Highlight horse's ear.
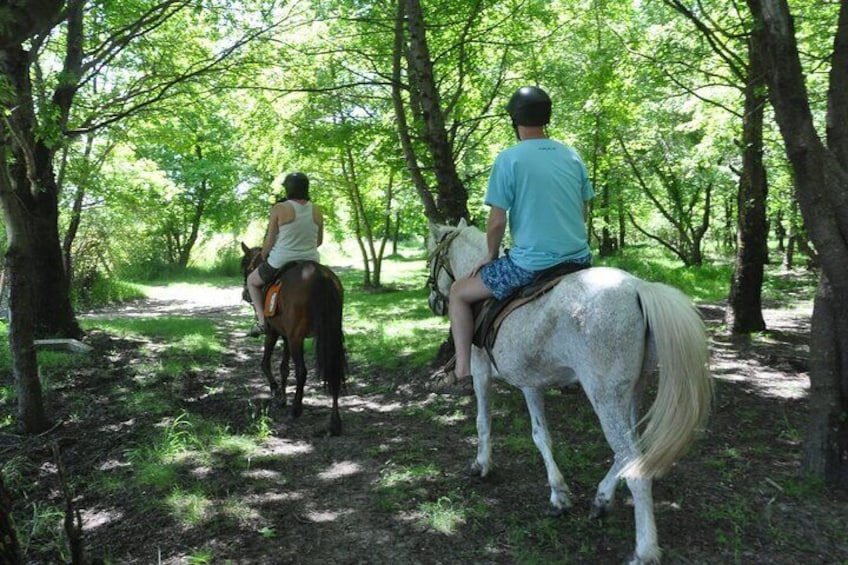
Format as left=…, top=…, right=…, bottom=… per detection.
left=427, top=222, right=440, bottom=249
left=241, top=241, right=250, bottom=254
left=457, top=217, right=467, bottom=229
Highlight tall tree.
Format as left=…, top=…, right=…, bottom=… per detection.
left=0, top=0, right=279, bottom=432
left=392, top=0, right=513, bottom=225
left=661, top=0, right=769, bottom=333
left=745, top=0, right=848, bottom=487
left=130, top=98, right=247, bottom=268
left=0, top=0, right=66, bottom=432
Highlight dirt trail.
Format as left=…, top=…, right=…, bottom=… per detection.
left=21, top=286, right=848, bottom=564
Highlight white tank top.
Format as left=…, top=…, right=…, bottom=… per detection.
left=266, top=201, right=320, bottom=268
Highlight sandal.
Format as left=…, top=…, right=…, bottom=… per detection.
left=433, top=372, right=474, bottom=396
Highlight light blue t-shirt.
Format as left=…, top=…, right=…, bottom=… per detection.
left=484, top=138, right=594, bottom=271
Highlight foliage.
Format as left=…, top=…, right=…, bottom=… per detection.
left=24, top=0, right=831, bottom=295
left=70, top=272, right=145, bottom=310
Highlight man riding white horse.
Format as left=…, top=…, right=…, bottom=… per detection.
left=439, top=85, right=594, bottom=395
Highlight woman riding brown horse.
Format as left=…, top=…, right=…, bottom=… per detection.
left=241, top=244, right=346, bottom=436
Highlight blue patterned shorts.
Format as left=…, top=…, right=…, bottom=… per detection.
left=480, top=255, right=536, bottom=300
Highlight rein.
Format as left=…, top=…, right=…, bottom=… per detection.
left=426, top=229, right=462, bottom=314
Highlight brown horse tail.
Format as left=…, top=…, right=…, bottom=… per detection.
left=311, top=270, right=346, bottom=395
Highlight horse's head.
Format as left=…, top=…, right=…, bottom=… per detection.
left=240, top=242, right=263, bottom=303
left=425, top=219, right=479, bottom=316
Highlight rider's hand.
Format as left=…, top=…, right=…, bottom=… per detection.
left=469, top=253, right=495, bottom=277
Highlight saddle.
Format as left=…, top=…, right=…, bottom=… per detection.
left=262, top=261, right=302, bottom=316
left=471, top=260, right=590, bottom=367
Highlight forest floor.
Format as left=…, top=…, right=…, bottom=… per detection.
left=3, top=279, right=848, bottom=564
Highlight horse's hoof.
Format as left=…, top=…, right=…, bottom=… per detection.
left=465, top=462, right=487, bottom=478
left=546, top=505, right=569, bottom=518
left=625, top=552, right=660, bottom=565
left=589, top=502, right=609, bottom=521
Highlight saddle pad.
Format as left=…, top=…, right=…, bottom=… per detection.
left=472, top=262, right=590, bottom=367
left=264, top=281, right=282, bottom=317
left=261, top=260, right=303, bottom=317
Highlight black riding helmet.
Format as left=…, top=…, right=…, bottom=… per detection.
left=283, top=172, right=310, bottom=200
left=506, top=86, right=552, bottom=127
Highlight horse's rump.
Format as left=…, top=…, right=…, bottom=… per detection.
left=484, top=267, right=647, bottom=386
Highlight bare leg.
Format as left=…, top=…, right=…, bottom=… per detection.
left=448, top=275, right=493, bottom=378
left=247, top=268, right=266, bottom=326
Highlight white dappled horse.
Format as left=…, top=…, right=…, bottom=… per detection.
left=427, top=221, right=713, bottom=564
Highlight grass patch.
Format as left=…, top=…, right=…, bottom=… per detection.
left=339, top=256, right=449, bottom=371
left=595, top=245, right=731, bottom=301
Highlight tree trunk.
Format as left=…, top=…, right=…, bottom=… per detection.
left=599, top=183, right=616, bottom=256
left=727, top=24, right=768, bottom=333
left=0, top=475, right=22, bottom=564
left=391, top=0, right=440, bottom=223
left=801, top=275, right=848, bottom=488
left=747, top=0, right=848, bottom=486
left=0, top=162, right=48, bottom=433
left=1, top=41, right=82, bottom=341
left=403, top=0, right=468, bottom=224
left=31, top=184, right=82, bottom=339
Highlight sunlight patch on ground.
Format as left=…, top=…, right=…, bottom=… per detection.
left=243, top=468, right=283, bottom=481
left=98, top=458, right=130, bottom=471
left=98, top=418, right=136, bottom=433
left=81, top=507, right=124, bottom=530
left=305, top=508, right=353, bottom=523
left=318, top=460, right=361, bottom=481
left=711, top=350, right=808, bottom=400
left=190, top=466, right=212, bottom=480
left=245, top=491, right=305, bottom=504
left=260, top=437, right=314, bottom=456
left=345, top=396, right=404, bottom=413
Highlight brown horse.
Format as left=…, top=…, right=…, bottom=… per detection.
left=240, top=243, right=346, bottom=436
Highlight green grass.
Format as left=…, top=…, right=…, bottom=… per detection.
left=0, top=244, right=823, bottom=563
left=595, top=244, right=732, bottom=301
left=339, top=254, right=449, bottom=371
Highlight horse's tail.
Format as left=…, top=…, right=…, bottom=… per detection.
left=310, top=269, right=346, bottom=396
left=622, top=281, right=713, bottom=479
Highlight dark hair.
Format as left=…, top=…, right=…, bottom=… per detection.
left=283, top=172, right=310, bottom=200
left=506, top=86, right=552, bottom=127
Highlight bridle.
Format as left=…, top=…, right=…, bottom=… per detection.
left=426, top=229, right=461, bottom=316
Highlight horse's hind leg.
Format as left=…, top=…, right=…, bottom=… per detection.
left=278, top=338, right=290, bottom=407
left=522, top=387, right=572, bottom=515
left=328, top=390, right=341, bottom=437
left=589, top=387, right=659, bottom=564
left=261, top=334, right=281, bottom=404
left=591, top=377, right=645, bottom=520
left=289, top=341, right=307, bottom=420
left=590, top=457, right=624, bottom=520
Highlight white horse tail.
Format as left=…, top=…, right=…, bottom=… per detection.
left=621, top=281, right=713, bottom=479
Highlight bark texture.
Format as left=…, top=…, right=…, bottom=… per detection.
left=747, top=0, right=848, bottom=486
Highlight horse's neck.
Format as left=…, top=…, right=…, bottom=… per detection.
left=453, top=228, right=488, bottom=274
